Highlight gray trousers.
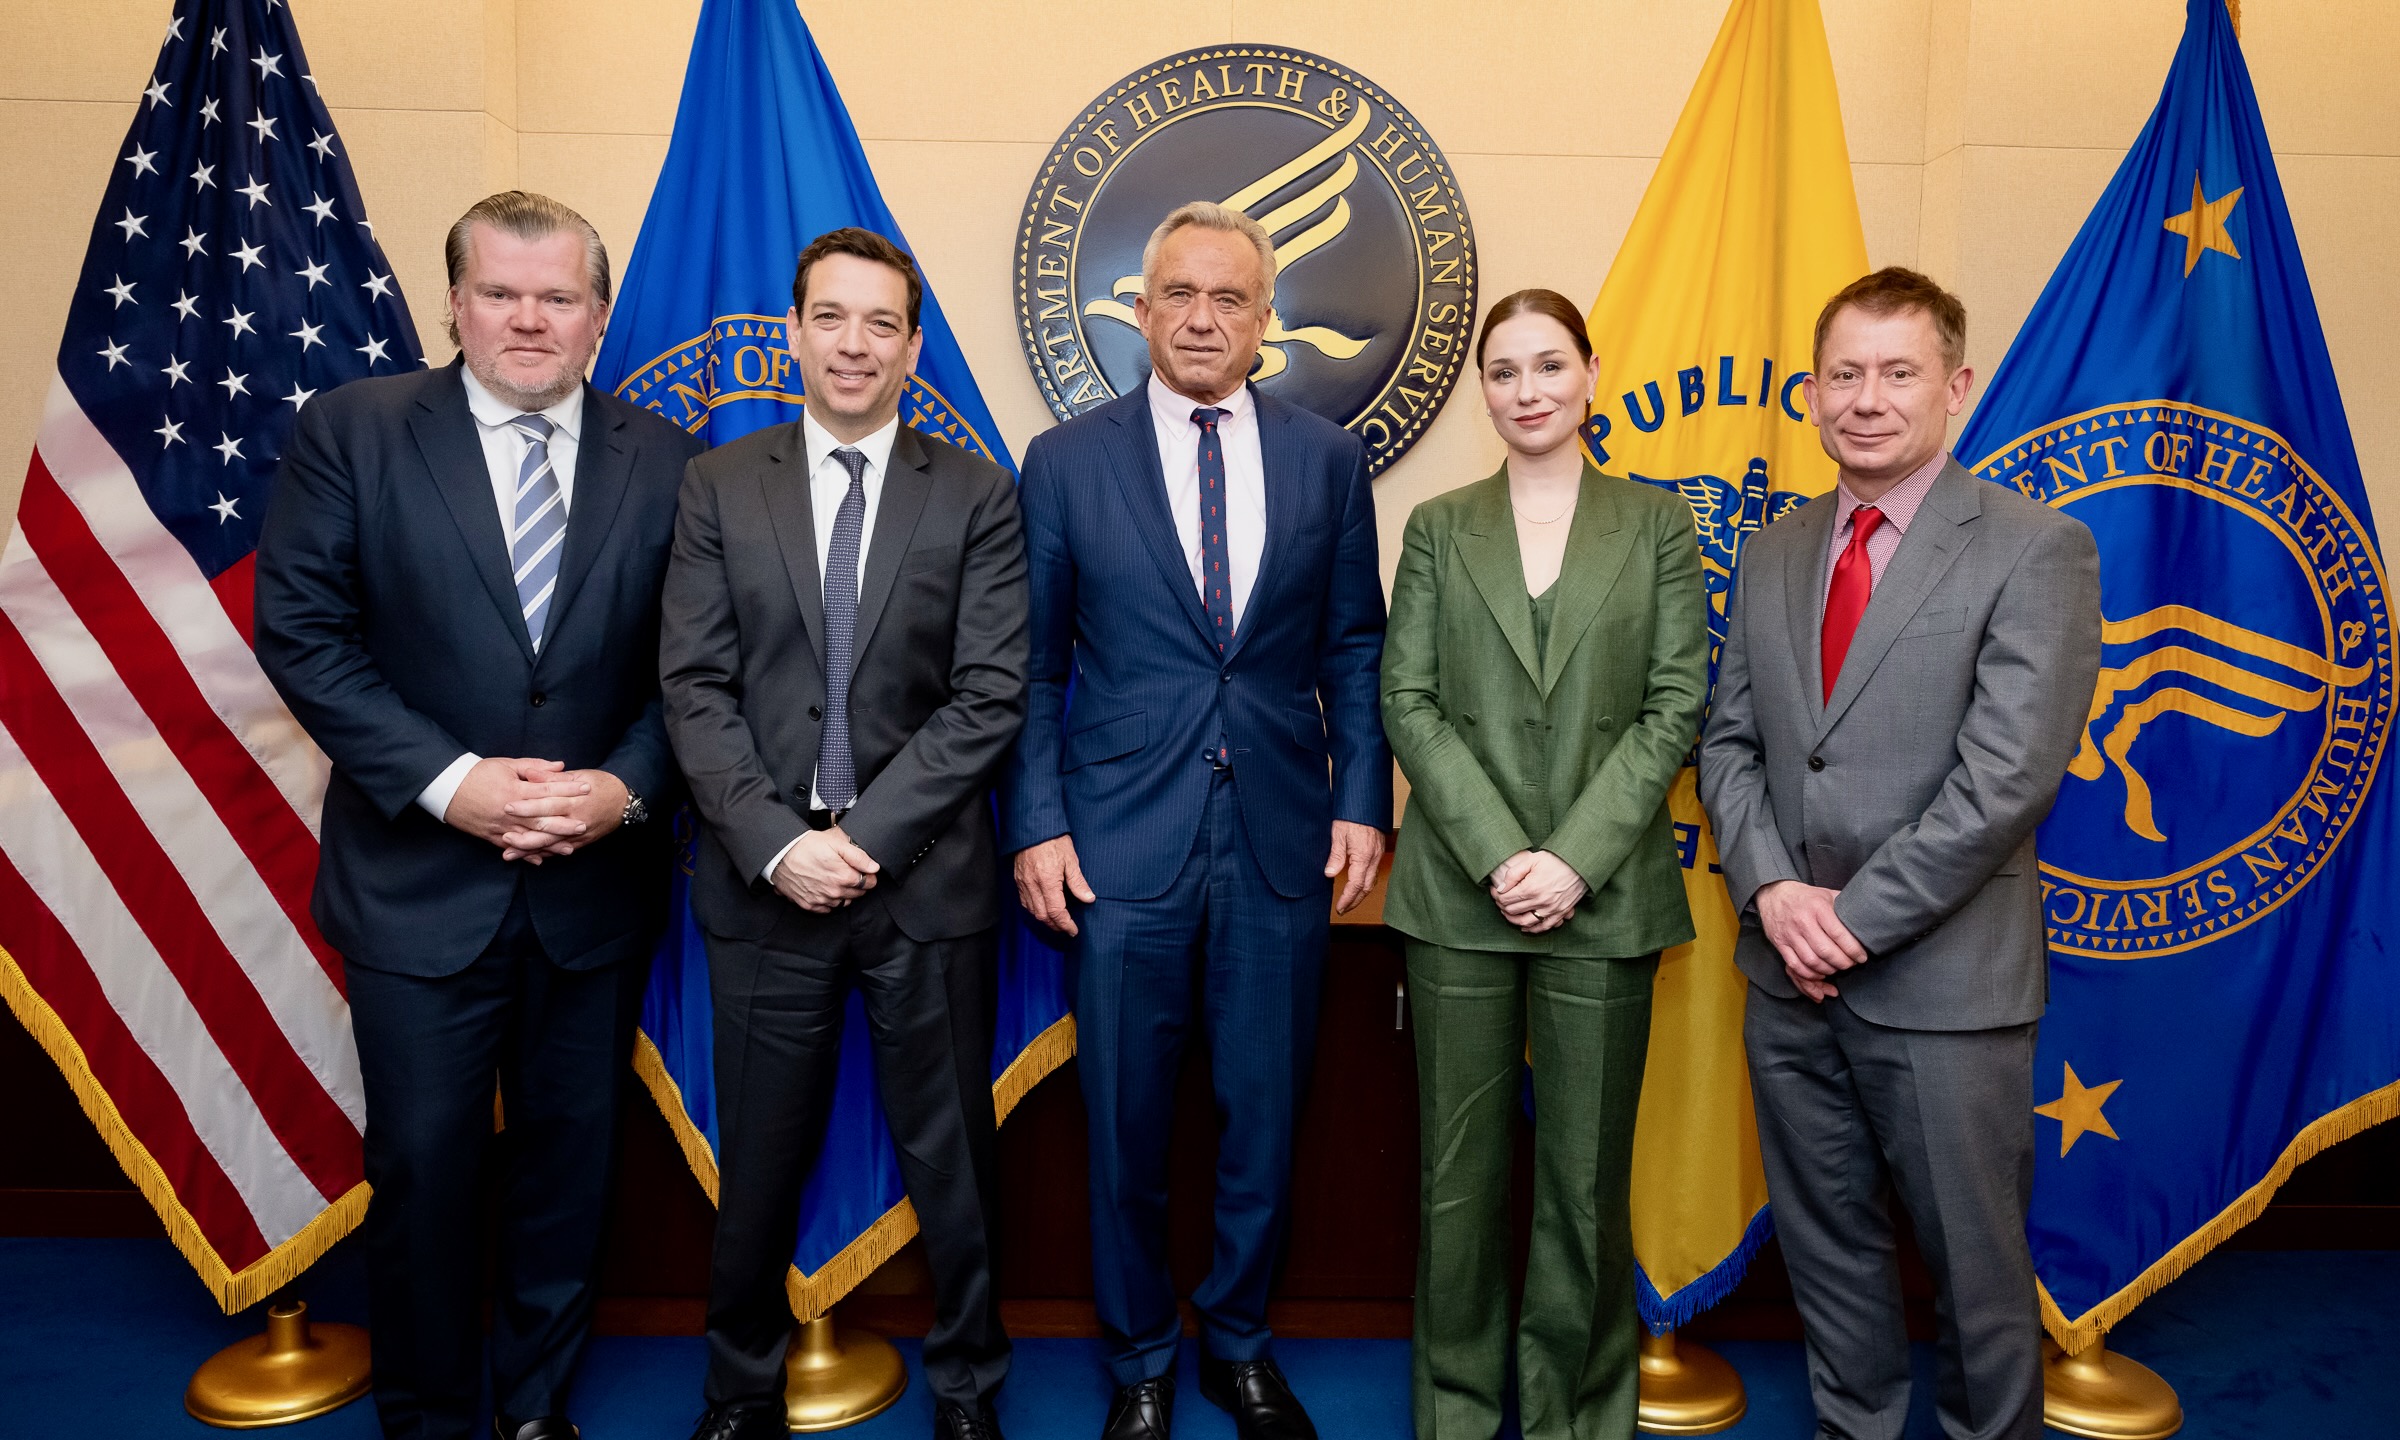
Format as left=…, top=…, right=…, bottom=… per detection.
left=1744, top=987, right=2041, bottom=1440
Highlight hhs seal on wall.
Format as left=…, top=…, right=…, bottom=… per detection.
left=1014, top=46, right=1476, bottom=476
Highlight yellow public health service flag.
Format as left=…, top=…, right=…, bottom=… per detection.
left=1583, top=0, right=1869, bottom=1328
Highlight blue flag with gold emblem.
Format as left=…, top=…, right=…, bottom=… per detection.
left=591, top=0, right=1072, bottom=1321
left=1957, top=0, right=2399, bottom=1351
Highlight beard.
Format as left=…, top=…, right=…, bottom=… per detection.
left=464, top=340, right=592, bottom=410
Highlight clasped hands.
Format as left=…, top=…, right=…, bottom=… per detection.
left=1013, top=821, right=1387, bottom=938
left=1756, top=879, right=1868, bottom=1002
left=444, top=756, right=627, bottom=863
left=772, top=826, right=881, bottom=913
left=1488, top=850, right=1587, bottom=934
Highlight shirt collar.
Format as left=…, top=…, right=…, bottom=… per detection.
left=1148, top=370, right=1251, bottom=432
left=1835, top=449, right=1948, bottom=536
left=459, top=363, right=584, bottom=441
left=803, top=409, right=900, bottom=478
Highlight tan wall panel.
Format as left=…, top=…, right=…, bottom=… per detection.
left=291, top=0, right=493, bottom=115
left=807, top=2, right=1235, bottom=144
left=1822, top=0, right=1932, bottom=167
left=328, top=108, right=505, bottom=359
left=1958, top=0, right=2182, bottom=150
left=0, top=2, right=177, bottom=103
left=514, top=0, right=696, bottom=136
left=515, top=130, right=672, bottom=304
left=2244, top=0, right=2400, bottom=157
left=1854, top=160, right=1923, bottom=269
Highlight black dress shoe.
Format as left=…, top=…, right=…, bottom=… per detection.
left=934, top=1398, right=1006, bottom=1440
left=1200, top=1356, right=1316, bottom=1440
left=687, top=1401, right=786, bottom=1440
left=1100, top=1375, right=1175, bottom=1440
left=495, top=1418, right=577, bottom=1440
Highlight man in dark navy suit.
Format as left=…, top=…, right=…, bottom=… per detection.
left=1001, top=202, right=1391, bottom=1440
left=255, top=192, right=701, bottom=1440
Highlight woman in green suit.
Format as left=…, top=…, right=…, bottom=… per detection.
left=1383, top=289, right=1708, bottom=1440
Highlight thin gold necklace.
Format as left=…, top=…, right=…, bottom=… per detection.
left=1511, top=492, right=1576, bottom=525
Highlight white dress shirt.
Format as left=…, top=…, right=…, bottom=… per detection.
left=1148, top=371, right=1267, bottom=631
left=413, top=368, right=587, bottom=821
left=763, top=410, right=901, bottom=878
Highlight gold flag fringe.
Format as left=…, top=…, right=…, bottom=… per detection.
left=0, top=944, right=371, bottom=1314
left=634, top=1012, right=1079, bottom=1324
left=2039, top=1077, right=2400, bottom=1354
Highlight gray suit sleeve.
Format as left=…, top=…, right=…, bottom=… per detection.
left=1697, top=546, right=1802, bottom=914
left=1833, top=516, right=2104, bottom=955
left=659, top=456, right=806, bottom=881
left=840, top=467, right=1031, bottom=875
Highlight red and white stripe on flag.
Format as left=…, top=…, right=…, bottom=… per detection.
left=0, top=0, right=423, bottom=1312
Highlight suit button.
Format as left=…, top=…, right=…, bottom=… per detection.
left=1597, top=716, right=1615, bottom=731
left=1462, top=713, right=1476, bottom=726
left=1220, top=671, right=1232, bottom=683
left=1808, top=755, right=1825, bottom=771
left=529, top=692, right=547, bottom=707
left=809, top=705, right=823, bottom=720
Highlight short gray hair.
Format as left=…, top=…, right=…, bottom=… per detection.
left=1140, top=202, right=1277, bottom=307
left=443, top=191, right=611, bottom=343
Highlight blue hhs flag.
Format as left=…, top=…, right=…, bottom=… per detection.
left=592, top=0, right=1070, bottom=1319
left=1957, top=0, right=2398, bottom=1350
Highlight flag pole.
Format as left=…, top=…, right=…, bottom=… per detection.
left=1636, top=1330, right=1747, bottom=1434
left=2041, top=1335, right=2184, bottom=1439
left=783, top=1310, right=908, bottom=1431
left=183, top=1290, right=370, bottom=1428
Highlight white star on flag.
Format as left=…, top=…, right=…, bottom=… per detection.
left=213, top=432, right=244, bottom=463
left=361, top=272, right=394, bottom=300
left=115, top=208, right=149, bottom=241
left=144, top=77, right=171, bottom=108
left=161, top=355, right=191, bottom=386
left=98, top=338, right=131, bottom=369
left=200, top=96, right=221, bottom=126
left=296, top=258, right=330, bottom=289
left=232, top=238, right=265, bottom=271
left=282, top=383, right=316, bottom=409
left=105, top=276, right=138, bottom=309
left=249, top=110, right=281, bottom=144
left=210, top=492, right=242, bottom=522
left=180, top=227, right=209, bottom=258
left=308, top=131, right=336, bottom=160
left=304, top=194, right=336, bottom=225
left=224, top=306, right=257, bottom=339
left=290, top=319, right=325, bottom=350
left=237, top=177, right=271, bottom=209
left=171, top=290, right=201, bottom=321
left=209, top=25, right=226, bottom=54
left=157, top=417, right=186, bottom=447
left=357, top=335, right=390, bottom=363
left=217, top=368, right=250, bottom=399
left=251, top=49, right=283, bottom=80
left=190, top=161, right=216, bottom=191
left=125, top=145, right=158, bottom=177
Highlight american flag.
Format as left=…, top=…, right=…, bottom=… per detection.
left=0, top=0, right=419, bottom=1311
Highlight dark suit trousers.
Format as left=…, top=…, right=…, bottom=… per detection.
left=345, top=885, right=644, bottom=1440
left=702, top=897, right=1009, bottom=1408
left=1075, top=770, right=1332, bottom=1385
left=1744, top=988, right=2042, bottom=1440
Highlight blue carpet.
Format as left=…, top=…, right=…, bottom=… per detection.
left=0, top=1239, right=2389, bottom=1437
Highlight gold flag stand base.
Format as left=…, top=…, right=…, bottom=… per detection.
left=784, top=1314, right=908, bottom=1432
left=1636, top=1329, right=1747, bottom=1435
left=2042, top=1336, right=2184, bottom=1440
left=184, top=1298, right=372, bottom=1428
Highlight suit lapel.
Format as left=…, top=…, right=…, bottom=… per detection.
left=1108, top=394, right=1218, bottom=650
left=759, top=422, right=825, bottom=666
left=1818, top=460, right=1980, bottom=737
left=853, top=425, right=933, bottom=664
left=1226, top=386, right=1286, bottom=664
left=535, top=387, right=632, bottom=664
left=409, top=364, right=535, bottom=665
left=1538, top=467, right=1632, bottom=696
left=1782, top=494, right=1835, bottom=710
left=1453, top=470, right=1542, bottom=688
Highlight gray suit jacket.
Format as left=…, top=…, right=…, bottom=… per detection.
left=659, top=420, right=1030, bottom=945
left=1697, top=459, right=2102, bottom=1030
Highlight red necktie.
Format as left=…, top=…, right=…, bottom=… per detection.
left=1821, top=505, right=1885, bottom=703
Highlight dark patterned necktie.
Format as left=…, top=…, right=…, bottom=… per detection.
left=817, top=446, right=868, bottom=810
left=1192, top=407, right=1232, bottom=651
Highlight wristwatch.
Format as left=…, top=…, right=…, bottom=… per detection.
left=621, top=789, right=650, bottom=827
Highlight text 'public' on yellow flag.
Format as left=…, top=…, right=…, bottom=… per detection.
left=1586, top=0, right=1869, bottom=1328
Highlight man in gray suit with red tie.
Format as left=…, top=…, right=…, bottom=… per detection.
left=1699, top=268, right=2103, bottom=1440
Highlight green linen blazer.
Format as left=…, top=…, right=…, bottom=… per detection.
left=1381, top=463, right=1708, bottom=957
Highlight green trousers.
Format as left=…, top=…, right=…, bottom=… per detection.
left=1407, top=942, right=1656, bottom=1440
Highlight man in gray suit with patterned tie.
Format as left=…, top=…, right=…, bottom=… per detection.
left=661, top=229, right=1028, bottom=1440
left=1698, top=268, right=2103, bottom=1440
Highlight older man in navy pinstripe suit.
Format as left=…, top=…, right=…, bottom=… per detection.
left=1001, top=202, right=1391, bottom=1440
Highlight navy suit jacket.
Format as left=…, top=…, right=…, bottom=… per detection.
left=255, top=360, right=703, bottom=976
left=999, top=384, right=1391, bottom=899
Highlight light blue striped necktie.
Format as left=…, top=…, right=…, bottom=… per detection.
left=507, top=412, right=566, bottom=651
